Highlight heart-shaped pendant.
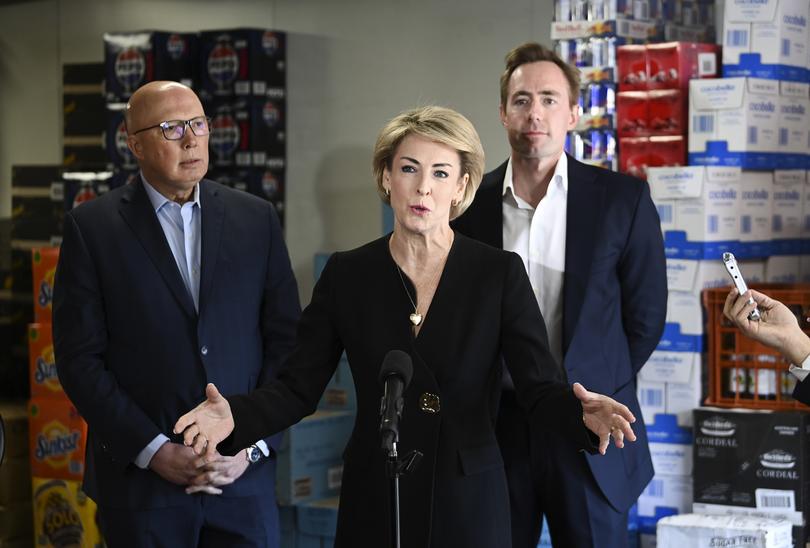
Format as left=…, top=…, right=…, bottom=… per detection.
left=409, top=313, right=423, bottom=326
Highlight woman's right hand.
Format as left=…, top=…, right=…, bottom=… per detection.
left=173, top=383, right=235, bottom=461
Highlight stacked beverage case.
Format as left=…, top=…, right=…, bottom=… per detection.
left=640, top=0, right=810, bottom=545
left=550, top=2, right=718, bottom=547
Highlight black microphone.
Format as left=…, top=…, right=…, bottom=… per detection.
left=378, top=350, right=413, bottom=452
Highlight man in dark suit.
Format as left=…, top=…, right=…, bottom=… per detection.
left=53, top=81, right=301, bottom=547
left=453, top=43, right=667, bottom=547
left=724, top=288, right=810, bottom=405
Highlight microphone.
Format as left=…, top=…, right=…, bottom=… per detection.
left=378, top=350, right=413, bottom=452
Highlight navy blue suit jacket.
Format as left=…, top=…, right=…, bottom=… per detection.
left=453, top=155, right=668, bottom=511
left=53, top=178, right=301, bottom=509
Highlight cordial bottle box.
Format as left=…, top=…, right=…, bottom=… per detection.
left=771, top=170, right=805, bottom=254
left=637, top=474, right=694, bottom=536
left=689, top=77, right=781, bottom=169
left=638, top=379, right=667, bottom=425
left=642, top=291, right=703, bottom=388
left=765, top=255, right=801, bottom=283
left=738, top=170, right=773, bottom=258
left=664, top=258, right=764, bottom=293
left=104, top=32, right=198, bottom=102
left=28, top=398, right=88, bottom=481
left=692, top=408, right=810, bottom=544
left=646, top=413, right=694, bottom=476
left=657, top=513, right=792, bottom=548
left=198, top=29, right=286, bottom=99
left=648, top=166, right=741, bottom=260
left=722, top=0, right=810, bottom=83
left=778, top=81, right=810, bottom=168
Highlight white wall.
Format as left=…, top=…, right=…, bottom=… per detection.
left=0, top=0, right=553, bottom=300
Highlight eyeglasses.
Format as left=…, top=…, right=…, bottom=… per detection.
left=131, top=116, right=212, bottom=141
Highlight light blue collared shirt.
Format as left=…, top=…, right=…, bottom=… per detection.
left=134, top=175, right=269, bottom=469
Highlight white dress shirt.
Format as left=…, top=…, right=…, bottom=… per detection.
left=502, top=154, right=568, bottom=369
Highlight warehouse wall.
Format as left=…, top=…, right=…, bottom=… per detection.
left=0, top=0, right=553, bottom=300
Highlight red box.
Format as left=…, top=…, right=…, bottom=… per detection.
left=29, top=323, right=63, bottom=399
left=617, top=42, right=720, bottom=91
left=647, top=135, right=686, bottom=169
left=619, top=137, right=649, bottom=179
left=32, top=247, right=59, bottom=323
left=29, top=398, right=87, bottom=481
left=617, top=91, right=649, bottom=137
left=618, top=135, right=685, bottom=180
left=648, top=90, right=685, bottom=135
left=646, top=42, right=719, bottom=90
left=617, top=45, right=648, bottom=91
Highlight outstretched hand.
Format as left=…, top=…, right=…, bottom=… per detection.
left=173, top=383, right=235, bottom=461
left=573, top=382, right=637, bottom=455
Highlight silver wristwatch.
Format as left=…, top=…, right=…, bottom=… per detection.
left=246, top=444, right=263, bottom=464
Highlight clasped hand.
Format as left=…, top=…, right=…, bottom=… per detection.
left=573, top=382, right=637, bottom=455
left=174, top=383, right=235, bottom=461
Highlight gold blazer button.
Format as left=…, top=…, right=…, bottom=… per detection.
left=419, top=393, right=441, bottom=414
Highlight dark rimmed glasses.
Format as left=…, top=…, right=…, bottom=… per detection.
left=131, top=116, right=212, bottom=141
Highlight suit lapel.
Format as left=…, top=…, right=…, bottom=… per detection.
left=563, top=156, right=605, bottom=354
left=477, top=162, right=507, bottom=249
left=118, top=179, right=197, bottom=318
left=198, top=180, right=224, bottom=316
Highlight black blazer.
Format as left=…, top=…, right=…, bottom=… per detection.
left=221, top=233, right=595, bottom=548
left=53, top=178, right=301, bottom=509
left=453, top=155, right=668, bottom=511
left=794, top=377, right=810, bottom=405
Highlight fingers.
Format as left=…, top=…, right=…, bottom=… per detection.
left=723, top=288, right=738, bottom=320
left=598, top=431, right=609, bottom=455
left=572, top=382, right=589, bottom=402
left=185, top=484, right=223, bottom=495
left=206, top=383, right=224, bottom=402
left=173, top=411, right=196, bottom=437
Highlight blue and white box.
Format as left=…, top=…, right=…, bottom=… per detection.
left=642, top=291, right=704, bottom=385
left=738, top=171, right=773, bottom=258
left=778, top=81, right=810, bottom=168
left=648, top=166, right=741, bottom=260
left=637, top=474, right=693, bottom=537
left=646, top=414, right=693, bottom=476
left=297, top=497, right=339, bottom=547
left=772, top=170, right=805, bottom=254
left=664, top=258, right=764, bottom=293
left=688, top=78, right=781, bottom=169
left=765, top=255, right=801, bottom=282
left=276, top=410, right=353, bottom=505
left=722, top=0, right=810, bottom=83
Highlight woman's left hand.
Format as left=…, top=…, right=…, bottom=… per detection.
left=573, top=382, right=637, bottom=455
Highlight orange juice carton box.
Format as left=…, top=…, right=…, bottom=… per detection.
left=28, top=398, right=87, bottom=480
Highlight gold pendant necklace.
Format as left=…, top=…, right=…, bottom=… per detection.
left=395, top=265, right=423, bottom=326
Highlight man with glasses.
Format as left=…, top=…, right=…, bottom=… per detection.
left=53, top=81, right=301, bottom=547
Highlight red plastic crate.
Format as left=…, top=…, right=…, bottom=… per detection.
left=704, top=284, right=810, bottom=411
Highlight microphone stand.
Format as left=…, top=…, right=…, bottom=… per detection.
left=382, top=410, right=422, bottom=548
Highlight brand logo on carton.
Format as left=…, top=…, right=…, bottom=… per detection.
left=262, top=171, right=280, bottom=197
left=734, top=0, right=768, bottom=4
left=758, top=449, right=796, bottom=470
left=209, top=114, right=240, bottom=160
left=262, top=101, right=281, bottom=128
left=774, top=191, right=801, bottom=201
left=708, top=189, right=737, bottom=200
left=35, top=421, right=81, bottom=467
left=784, top=15, right=807, bottom=27
left=35, top=345, right=60, bottom=391
left=207, top=41, right=238, bottom=91
left=749, top=101, right=776, bottom=113
left=114, top=47, right=145, bottom=93
left=38, top=266, right=56, bottom=310
left=166, top=33, right=187, bottom=60
left=742, top=190, right=769, bottom=200
left=781, top=104, right=806, bottom=115
left=262, top=31, right=280, bottom=56
left=39, top=487, right=83, bottom=546
left=700, top=416, right=736, bottom=437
